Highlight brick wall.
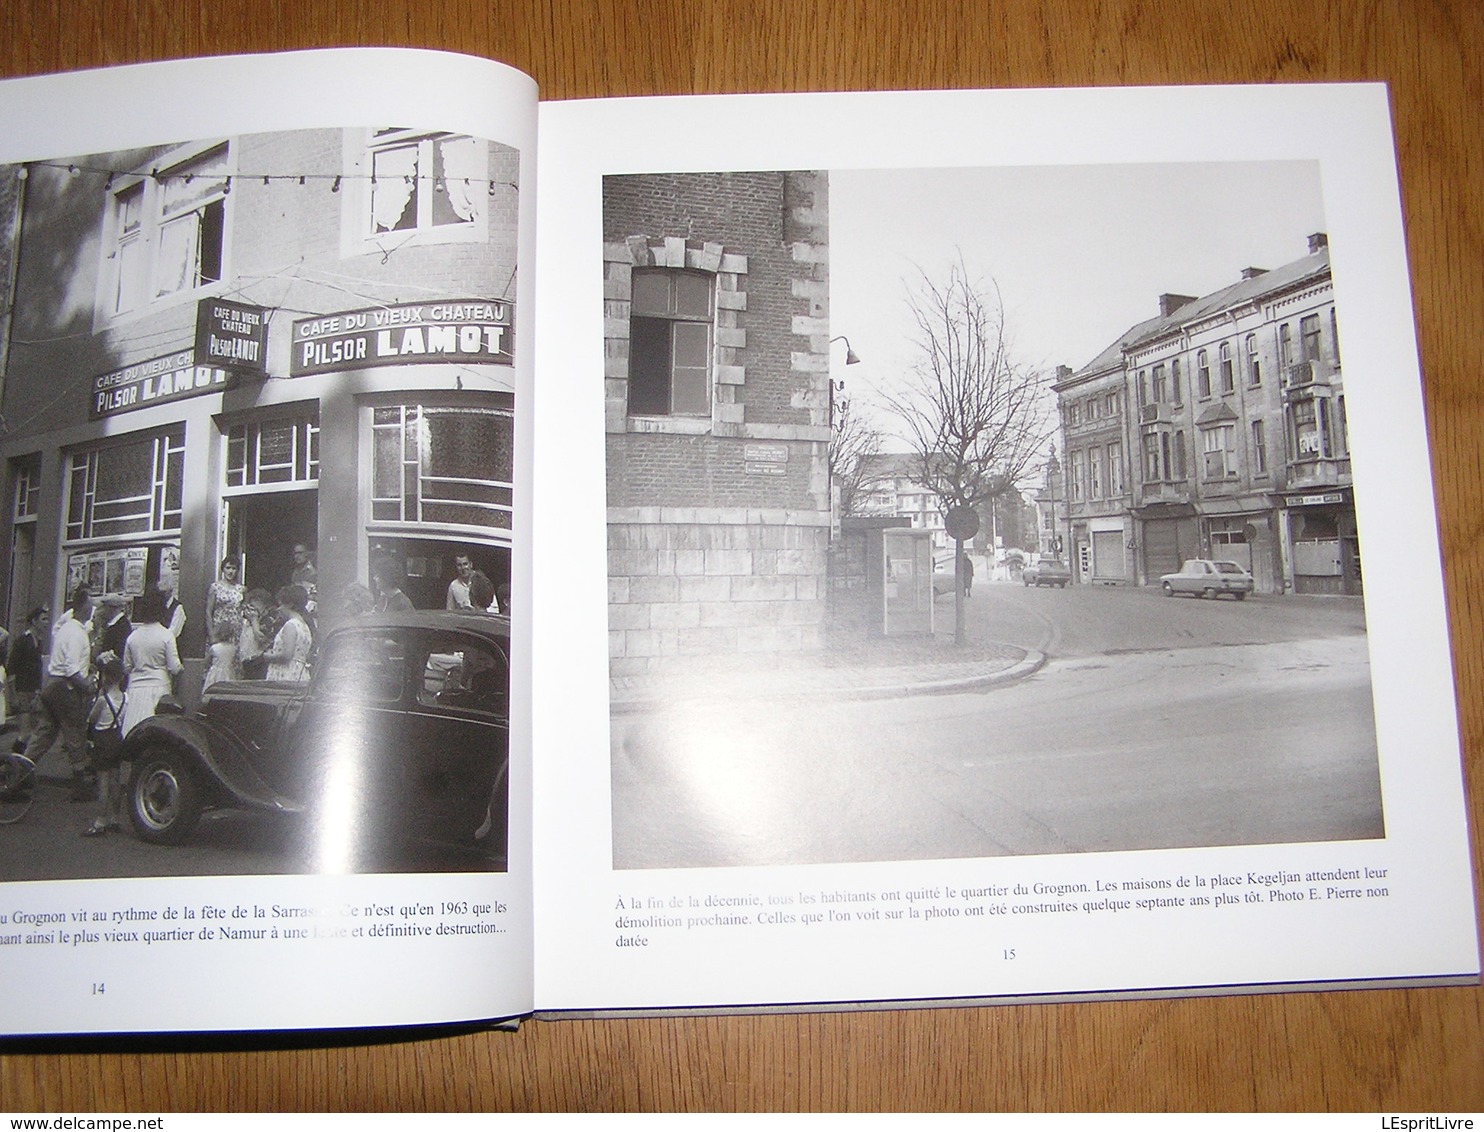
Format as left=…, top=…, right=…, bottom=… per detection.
left=603, top=171, right=832, bottom=668
left=608, top=513, right=830, bottom=675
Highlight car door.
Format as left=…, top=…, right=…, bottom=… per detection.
left=292, top=625, right=508, bottom=862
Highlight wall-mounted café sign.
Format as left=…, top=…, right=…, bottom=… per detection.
left=195, top=298, right=269, bottom=375
left=91, top=350, right=232, bottom=420
left=290, top=298, right=513, bottom=377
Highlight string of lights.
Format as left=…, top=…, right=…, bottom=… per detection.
left=20, top=159, right=519, bottom=196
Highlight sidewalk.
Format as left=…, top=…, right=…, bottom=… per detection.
left=609, top=634, right=1045, bottom=713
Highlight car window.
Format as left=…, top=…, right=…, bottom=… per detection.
left=316, top=633, right=406, bottom=704
left=1215, top=562, right=1243, bottom=574
left=416, top=631, right=508, bottom=719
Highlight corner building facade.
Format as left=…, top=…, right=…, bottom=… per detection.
left=1055, top=235, right=1356, bottom=596
left=603, top=172, right=832, bottom=674
left=1, top=129, right=520, bottom=694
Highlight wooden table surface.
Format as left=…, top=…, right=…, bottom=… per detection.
left=2, top=0, right=1481, bottom=1113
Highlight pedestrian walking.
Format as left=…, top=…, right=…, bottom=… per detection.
left=25, top=586, right=96, bottom=800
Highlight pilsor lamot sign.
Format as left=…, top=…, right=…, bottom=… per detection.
left=91, top=350, right=232, bottom=420
left=195, top=298, right=269, bottom=375
left=290, top=299, right=513, bottom=377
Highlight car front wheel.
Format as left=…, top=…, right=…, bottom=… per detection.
left=128, top=746, right=204, bottom=845
left=1234, top=590, right=1248, bottom=600
left=1162, top=581, right=1174, bottom=596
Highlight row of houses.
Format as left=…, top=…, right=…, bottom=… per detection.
left=1041, top=233, right=1357, bottom=596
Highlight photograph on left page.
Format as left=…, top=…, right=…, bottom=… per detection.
left=0, top=126, right=518, bottom=880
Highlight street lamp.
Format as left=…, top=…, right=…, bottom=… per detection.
left=828, top=335, right=861, bottom=430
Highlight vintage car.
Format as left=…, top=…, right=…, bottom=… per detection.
left=1159, top=559, right=1254, bottom=600
left=122, top=611, right=510, bottom=866
left=1022, top=558, right=1072, bottom=588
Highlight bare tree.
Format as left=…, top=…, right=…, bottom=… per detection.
left=884, top=257, right=1054, bottom=643
left=828, top=395, right=887, bottom=519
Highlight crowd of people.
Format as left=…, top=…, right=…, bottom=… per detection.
left=0, top=544, right=508, bottom=837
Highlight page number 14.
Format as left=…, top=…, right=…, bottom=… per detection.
left=91, top=982, right=105, bottom=995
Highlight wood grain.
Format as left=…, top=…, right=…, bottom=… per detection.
left=1, top=0, right=1480, bottom=1112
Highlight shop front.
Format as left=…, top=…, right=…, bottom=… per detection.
left=1199, top=498, right=1282, bottom=595
left=1281, top=489, right=1361, bottom=595
left=1135, top=502, right=1199, bottom=585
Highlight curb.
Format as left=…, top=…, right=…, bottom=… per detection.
left=609, top=648, right=1048, bottom=713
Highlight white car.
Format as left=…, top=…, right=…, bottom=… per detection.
left=1159, top=559, right=1254, bottom=600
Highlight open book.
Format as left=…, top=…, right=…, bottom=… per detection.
left=0, top=49, right=1474, bottom=1036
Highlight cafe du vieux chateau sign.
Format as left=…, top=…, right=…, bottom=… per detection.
left=290, top=298, right=513, bottom=377
left=90, top=297, right=511, bottom=419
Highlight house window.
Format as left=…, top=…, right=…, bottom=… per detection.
left=1108, top=442, right=1123, bottom=496
left=226, top=414, right=320, bottom=489
left=1202, top=425, right=1235, bottom=479
left=1174, top=431, right=1188, bottom=480
left=1142, top=433, right=1161, bottom=482
left=1086, top=396, right=1098, bottom=421
left=1064, top=401, right=1081, bottom=427
left=1105, top=390, right=1119, bottom=417
left=1247, top=335, right=1261, bottom=386
left=1137, top=371, right=1148, bottom=407
left=1279, top=323, right=1293, bottom=366
left=629, top=268, right=713, bottom=416
left=1088, top=446, right=1101, bottom=499
left=1171, top=358, right=1183, bottom=404
left=1070, top=450, right=1084, bottom=502
left=1301, top=314, right=1323, bottom=362
left=1219, top=341, right=1235, bottom=394
left=1251, top=419, right=1268, bottom=475
left=371, top=404, right=514, bottom=530
left=368, top=130, right=486, bottom=236
left=105, top=144, right=229, bottom=318
left=66, top=428, right=185, bottom=541
left=1330, top=309, right=1341, bottom=365
left=1197, top=349, right=1211, bottom=398
left=12, top=458, right=39, bottom=523
left=1151, top=364, right=1166, bottom=403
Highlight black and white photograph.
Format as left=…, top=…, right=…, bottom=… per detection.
left=606, top=161, right=1381, bottom=870
left=0, top=126, right=519, bottom=879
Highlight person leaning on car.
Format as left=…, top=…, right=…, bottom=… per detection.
left=25, top=586, right=96, bottom=800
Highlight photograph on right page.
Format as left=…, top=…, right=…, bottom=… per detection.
left=602, top=160, right=1381, bottom=870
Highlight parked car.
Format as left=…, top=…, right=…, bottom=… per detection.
left=1159, top=559, right=1254, bottom=600
left=122, top=611, right=510, bottom=867
left=1022, top=558, right=1071, bottom=588
left=932, top=553, right=972, bottom=595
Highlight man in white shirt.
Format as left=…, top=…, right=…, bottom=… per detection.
left=25, top=586, right=96, bottom=801
left=446, top=553, right=478, bottom=611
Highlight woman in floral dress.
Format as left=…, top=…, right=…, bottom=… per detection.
left=260, top=584, right=313, bottom=682
left=205, top=558, right=245, bottom=646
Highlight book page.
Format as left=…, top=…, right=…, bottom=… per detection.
left=0, top=49, right=537, bottom=1035
left=531, top=85, right=1478, bottom=1012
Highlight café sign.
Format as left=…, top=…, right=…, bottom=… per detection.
left=195, top=298, right=268, bottom=375
left=91, top=350, right=231, bottom=420
left=291, top=298, right=514, bottom=377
